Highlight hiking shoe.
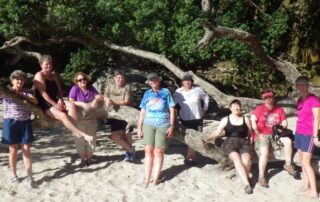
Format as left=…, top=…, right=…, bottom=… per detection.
left=258, top=177, right=269, bottom=188
left=78, top=160, right=87, bottom=168
left=283, top=164, right=297, bottom=176
left=124, top=151, right=131, bottom=161
left=244, top=185, right=253, bottom=194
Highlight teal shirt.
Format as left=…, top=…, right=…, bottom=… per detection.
left=139, top=88, right=175, bottom=127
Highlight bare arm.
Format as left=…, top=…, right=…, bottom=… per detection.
left=34, top=72, right=57, bottom=106
left=205, top=117, right=228, bottom=142
left=312, top=107, right=320, bottom=147
left=137, top=109, right=146, bottom=139
left=166, top=107, right=175, bottom=138
left=245, top=116, right=253, bottom=144
left=250, top=114, right=261, bottom=136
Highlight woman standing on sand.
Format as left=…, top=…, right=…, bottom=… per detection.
left=0, top=70, right=37, bottom=185
left=137, top=73, right=175, bottom=187
left=33, top=55, right=93, bottom=142
left=68, top=72, right=104, bottom=167
left=294, top=76, right=320, bottom=199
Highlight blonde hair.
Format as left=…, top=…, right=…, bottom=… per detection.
left=39, top=55, right=52, bottom=65
left=73, top=72, right=90, bottom=84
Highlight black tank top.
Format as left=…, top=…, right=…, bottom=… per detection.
left=35, top=79, right=59, bottom=110
left=224, top=115, right=248, bottom=138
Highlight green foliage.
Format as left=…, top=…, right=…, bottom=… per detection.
left=0, top=0, right=306, bottom=97
left=61, top=46, right=110, bottom=86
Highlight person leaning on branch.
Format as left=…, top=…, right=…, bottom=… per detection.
left=294, top=76, right=320, bottom=199
left=251, top=90, right=296, bottom=188
left=173, top=72, right=209, bottom=166
left=102, top=70, right=135, bottom=161
left=0, top=70, right=37, bottom=185
left=33, top=55, right=93, bottom=142
left=68, top=72, right=105, bottom=167
left=137, top=72, right=175, bottom=187
left=204, top=99, right=253, bottom=194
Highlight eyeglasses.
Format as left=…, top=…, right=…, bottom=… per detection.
left=76, top=78, right=87, bottom=82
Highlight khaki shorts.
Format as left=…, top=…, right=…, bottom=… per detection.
left=254, top=134, right=272, bottom=150
left=74, top=119, right=97, bottom=154
left=142, top=124, right=168, bottom=149
left=222, top=137, right=251, bottom=156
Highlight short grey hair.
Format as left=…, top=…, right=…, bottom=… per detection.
left=10, top=70, right=27, bottom=80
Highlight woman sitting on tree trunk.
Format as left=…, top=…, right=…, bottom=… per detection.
left=33, top=55, right=93, bottom=142
left=204, top=99, right=253, bottom=194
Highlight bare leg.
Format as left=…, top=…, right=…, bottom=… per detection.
left=185, top=147, right=196, bottom=161
left=124, top=132, right=132, bottom=147
left=301, top=152, right=318, bottom=199
left=45, top=107, right=93, bottom=142
left=241, top=152, right=251, bottom=176
left=144, top=146, right=154, bottom=187
left=66, top=101, right=78, bottom=121
left=111, top=130, right=131, bottom=151
left=280, top=137, right=293, bottom=165
left=258, top=145, right=269, bottom=178
left=9, top=145, right=18, bottom=178
left=298, top=149, right=310, bottom=192
left=152, top=147, right=165, bottom=184
left=229, top=152, right=250, bottom=186
left=21, top=144, right=32, bottom=177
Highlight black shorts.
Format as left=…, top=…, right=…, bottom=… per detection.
left=106, top=119, right=128, bottom=132
left=222, top=137, right=250, bottom=156
left=181, top=119, right=203, bottom=132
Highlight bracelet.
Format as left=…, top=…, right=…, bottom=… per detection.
left=169, top=125, right=174, bottom=127
left=313, top=136, right=318, bottom=139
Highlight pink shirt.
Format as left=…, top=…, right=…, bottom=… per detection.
left=253, top=104, right=286, bottom=140
left=295, top=94, right=320, bottom=136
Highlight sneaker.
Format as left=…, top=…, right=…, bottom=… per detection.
left=244, top=185, right=253, bottom=194
left=124, top=151, right=131, bottom=161
left=78, top=160, right=87, bottom=168
left=25, top=176, right=35, bottom=188
left=184, top=159, right=197, bottom=166
left=130, top=148, right=136, bottom=161
left=86, top=159, right=91, bottom=167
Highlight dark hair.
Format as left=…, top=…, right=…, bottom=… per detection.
left=114, top=70, right=125, bottom=77
left=229, top=99, right=241, bottom=107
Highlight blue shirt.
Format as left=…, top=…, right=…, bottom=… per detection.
left=139, top=88, right=175, bottom=127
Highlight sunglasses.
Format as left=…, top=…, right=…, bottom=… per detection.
left=77, top=78, right=87, bottom=82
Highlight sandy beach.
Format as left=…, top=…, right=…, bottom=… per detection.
left=0, top=116, right=318, bottom=202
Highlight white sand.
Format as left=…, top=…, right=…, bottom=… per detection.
left=0, top=118, right=317, bottom=202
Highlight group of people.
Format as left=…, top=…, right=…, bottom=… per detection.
left=205, top=76, right=320, bottom=198
left=1, top=55, right=319, bottom=199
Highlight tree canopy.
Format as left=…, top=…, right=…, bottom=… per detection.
left=0, top=0, right=319, bottom=97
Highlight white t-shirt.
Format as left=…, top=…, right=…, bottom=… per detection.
left=173, top=86, right=209, bottom=121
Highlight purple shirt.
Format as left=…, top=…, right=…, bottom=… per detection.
left=0, top=91, right=31, bottom=121
left=296, top=94, right=320, bottom=135
left=68, top=85, right=98, bottom=103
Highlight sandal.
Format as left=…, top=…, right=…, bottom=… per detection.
left=283, top=164, right=297, bottom=176
left=11, top=176, right=19, bottom=183
left=244, top=185, right=253, bottom=194
left=258, top=177, right=269, bottom=188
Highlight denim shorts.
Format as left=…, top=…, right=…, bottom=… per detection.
left=2, top=119, right=34, bottom=145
